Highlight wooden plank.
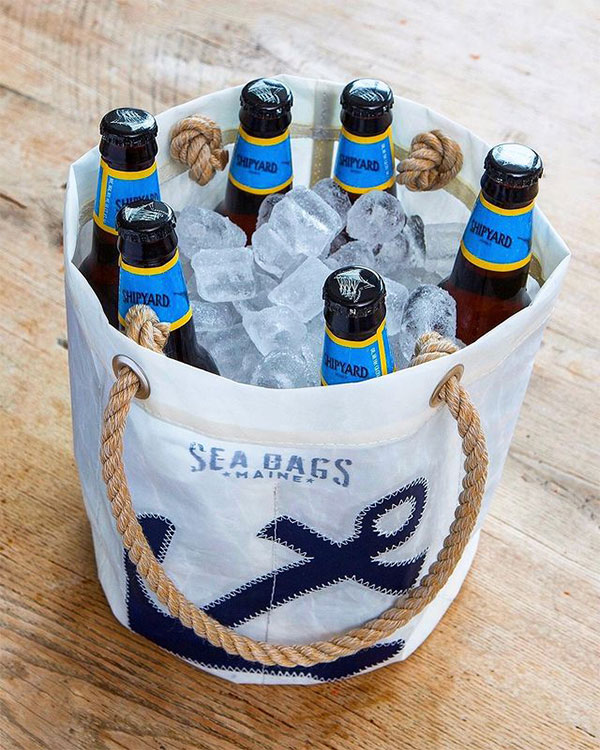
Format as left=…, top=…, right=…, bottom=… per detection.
left=0, top=1, right=598, bottom=748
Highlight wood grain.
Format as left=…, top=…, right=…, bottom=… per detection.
left=0, top=1, right=598, bottom=748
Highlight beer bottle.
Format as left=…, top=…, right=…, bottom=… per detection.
left=321, top=266, right=394, bottom=386
left=219, top=78, right=294, bottom=240
left=333, top=79, right=396, bottom=202
left=116, top=199, right=219, bottom=374
left=79, top=108, right=161, bottom=328
left=440, top=143, right=543, bottom=345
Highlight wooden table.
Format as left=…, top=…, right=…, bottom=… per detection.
left=1, top=2, right=598, bottom=748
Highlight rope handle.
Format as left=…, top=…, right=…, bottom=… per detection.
left=100, top=305, right=488, bottom=668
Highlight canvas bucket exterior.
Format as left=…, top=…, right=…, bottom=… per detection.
left=63, top=75, right=570, bottom=684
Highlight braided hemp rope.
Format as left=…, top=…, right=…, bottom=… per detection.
left=397, top=129, right=463, bottom=191
left=100, top=306, right=488, bottom=668
left=170, top=115, right=229, bottom=186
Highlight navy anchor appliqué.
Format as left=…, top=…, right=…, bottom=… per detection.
left=125, top=478, right=428, bottom=681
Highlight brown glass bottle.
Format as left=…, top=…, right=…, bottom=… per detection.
left=116, top=200, right=219, bottom=374
left=218, top=78, right=293, bottom=241
left=321, top=266, right=394, bottom=386
left=333, top=79, right=396, bottom=203
left=79, top=108, right=160, bottom=328
left=440, top=143, right=543, bottom=345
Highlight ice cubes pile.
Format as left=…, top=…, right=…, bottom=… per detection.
left=177, top=181, right=462, bottom=387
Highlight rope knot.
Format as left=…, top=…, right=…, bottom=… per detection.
left=170, top=115, right=229, bottom=186
left=397, top=130, right=463, bottom=191
left=124, top=305, right=169, bottom=354
left=410, top=332, right=459, bottom=367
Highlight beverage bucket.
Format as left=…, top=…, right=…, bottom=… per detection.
left=64, top=74, right=570, bottom=684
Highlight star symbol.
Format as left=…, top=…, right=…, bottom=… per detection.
left=305, top=478, right=314, bottom=484
left=222, top=471, right=231, bottom=477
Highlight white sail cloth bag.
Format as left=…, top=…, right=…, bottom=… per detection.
left=63, top=75, right=570, bottom=684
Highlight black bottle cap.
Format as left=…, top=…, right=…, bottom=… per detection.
left=340, top=79, right=394, bottom=118
left=240, top=78, right=293, bottom=118
left=100, top=108, right=158, bottom=146
left=116, top=199, right=176, bottom=244
left=323, top=266, right=386, bottom=318
left=484, top=143, right=543, bottom=188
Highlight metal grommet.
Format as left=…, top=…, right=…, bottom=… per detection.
left=430, top=364, right=464, bottom=408
left=112, top=355, right=151, bottom=400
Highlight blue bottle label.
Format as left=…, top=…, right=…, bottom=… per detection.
left=321, top=320, right=394, bottom=386
left=118, top=248, right=192, bottom=330
left=93, top=159, right=161, bottom=235
left=333, top=126, right=395, bottom=193
left=228, top=127, right=293, bottom=195
left=461, top=192, right=535, bottom=271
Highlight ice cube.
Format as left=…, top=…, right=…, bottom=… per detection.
left=190, top=296, right=241, bottom=333
left=242, top=305, right=307, bottom=356
left=402, top=268, right=444, bottom=291
left=383, top=278, right=409, bottom=336
left=268, top=257, right=331, bottom=321
left=324, top=240, right=376, bottom=270
left=375, top=233, right=409, bottom=279
left=269, top=186, right=344, bottom=257
left=423, top=221, right=463, bottom=275
left=233, top=291, right=272, bottom=315
left=424, top=222, right=464, bottom=260
left=256, top=192, right=285, bottom=229
left=328, top=230, right=351, bottom=256
left=191, top=247, right=256, bottom=302
left=301, top=315, right=325, bottom=382
left=251, top=348, right=313, bottom=389
left=251, top=223, right=298, bottom=278
left=388, top=333, right=410, bottom=371
left=239, top=347, right=264, bottom=383
left=376, top=215, right=426, bottom=278
left=405, top=215, right=426, bottom=265
left=180, top=254, right=195, bottom=285
left=201, top=323, right=260, bottom=382
left=177, top=205, right=246, bottom=257
left=399, top=284, right=457, bottom=360
left=311, top=178, right=352, bottom=220
left=346, top=190, right=407, bottom=244
left=255, top=268, right=279, bottom=295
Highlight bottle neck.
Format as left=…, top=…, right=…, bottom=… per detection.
left=480, top=174, right=538, bottom=209
left=99, top=138, right=158, bottom=171
left=118, top=233, right=178, bottom=267
left=340, top=110, right=392, bottom=137
left=325, top=306, right=386, bottom=341
left=238, top=109, right=291, bottom=138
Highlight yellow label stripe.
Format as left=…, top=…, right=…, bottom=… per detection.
left=340, top=125, right=392, bottom=145
left=100, top=159, right=158, bottom=181
left=460, top=241, right=532, bottom=272
left=119, top=249, right=180, bottom=275
left=377, top=329, right=388, bottom=375
left=119, top=305, right=192, bottom=332
left=479, top=193, right=535, bottom=216
left=228, top=172, right=293, bottom=195
left=93, top=162, right=113, bottom=232
left=93, top=213, right=118, bottom=235
left=238, top=127, right=290, bottom=146
left=169, top=306, right=193, bottom=331
left=325, top=319, right=387, bottom=348
left=333, top=174, right=395, bottom=194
